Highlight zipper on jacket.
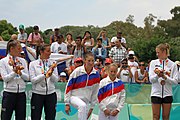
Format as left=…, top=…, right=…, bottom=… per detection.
left=45, top=78, right=48, bottom=95
left=86, top=75, right=89, bottom=86
left=43, top=61, right=48, bottom=95
left=162, top=60, right=165, bottom=98
left=17, top=84, right=19, bottom=93
left=112, top=82, right=114, bottom=95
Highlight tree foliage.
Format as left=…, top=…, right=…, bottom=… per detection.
left=158, top=6, right=180, bottom=37
left=0, top=20, right=18, bottom=41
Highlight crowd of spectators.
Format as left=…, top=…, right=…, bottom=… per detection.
left=1, top=24, right=180, bottom=83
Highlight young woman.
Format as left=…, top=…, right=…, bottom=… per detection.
left=65, top=33, right=76, bottom=55
left=149, top=43, right=178, bottom=120
left=64, top=52, right=100, bottom=120
left=135, top=61, right=149, bottom=84
left=0, top=40, right=29, bottom=120
left=98, top=63, right=125, bottom=120
left=81, top=31, right=94, bottom=52
left=29, top=44, right=59, bottom=120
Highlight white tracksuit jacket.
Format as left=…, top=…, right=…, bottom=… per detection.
left=98, top=76, right=125, bottom=112
left=29, top=58, right=59, bottom=95
left=0, top=55, right=29, bottom=93
left=149, top=58, right=178, bottom=98
left=64, top=65, right=100, bottom=108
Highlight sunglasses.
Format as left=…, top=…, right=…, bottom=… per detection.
left=75, top=61, right=83, bottom=63
left=122, top=62, right=127, bottom=64
left=139, top=64, right=145, bottom=66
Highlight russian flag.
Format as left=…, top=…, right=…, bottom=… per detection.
left=66, top=72, right=100, bottom=94
left=98, top=80, right=124, bottom=103
left=0, top=41, right=8, bottom=59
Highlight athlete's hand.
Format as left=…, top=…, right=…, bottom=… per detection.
left=65, top=104, right=71, bottom=115
left=104, top=109, right=111, bottom=116
left=110, top=109, right=119, bottom=116
left=87, top=108, right=93, bottom=119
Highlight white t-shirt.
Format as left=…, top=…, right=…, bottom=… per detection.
left=51, top=42, right=67, bottom=53
left=111, top=37, right=126, bottom=43
left=119, top=69, right=131, bottom=82
left=98, top=48, right=102, bottom=56
left=18, top=33, right=27, bottom=40
left=128, top=60, right=138, bottom=83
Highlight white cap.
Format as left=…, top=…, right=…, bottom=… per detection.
left=21, top=51, right=25, bottom=54
left=175, top=61, right=180, bottom=66
left=129, top=50, right=135, bottom=55
left=60, top=72, right=66, bottom=77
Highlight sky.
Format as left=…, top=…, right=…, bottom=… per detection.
left=0, top=0, right=180, bottom=31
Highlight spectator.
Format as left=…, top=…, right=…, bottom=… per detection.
left=81, top=31, right=94, bottom=52
left=0, top=36, right=4, bottom=41
left=65, top=33, right=76, bottom=55
left=27, top=25, right=44, bottom=49
left=128, top=50, right=139, bottom=62
left=11, top=34, right=18, bottom=40
left=17, top=24, right=28, bottom=44
left=51, top=35, right=68, bottom=75
left=66, top=57, right=83, bottom=76
left=50, top=28, right=60, bottom=44
left=65, top=33, right=76, bottom=67
left=72, top=36, right=86, bottom=59
left=94, top=57, right=104, bottom=74
left=109, top=39, right=127, bottom=66
left=51, top=35, right=67, bottom=54
left=117, top=58, right=133, bottom=83
left=59, top=72, right=68, bottom=82
left=128, top=54, right=139, bottom=83
left=100, top=58, right=113, bottom=79
left=97, top=29, right=111, bottom=50
left=111, top=31, right=127, bottom=49
left=92, top=38, right=107, bottom=61
left=135, top=62, right=149, bottom=84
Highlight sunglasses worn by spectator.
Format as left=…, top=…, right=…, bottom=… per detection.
left=76, top=61, right=82, bottom=63
left=122, top=62, right=127, bottom=64
left=139, top=64, right=145, bottom=66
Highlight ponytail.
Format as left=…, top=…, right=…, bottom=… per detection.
left=156, top=43, right=170, bottom=56
left=6, top=40, right=20, bottom=55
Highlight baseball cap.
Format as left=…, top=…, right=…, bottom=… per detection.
left=175, top=61, right=180, bottom=66
left=128, top=50, right=135, bottom=55
left=19, top=24, right=24, bottom=30
left=74, top=57, right=83, bottom=63
left=60, top=72, right=66, bottom=77
left=105, top=58, right=113, bottom=64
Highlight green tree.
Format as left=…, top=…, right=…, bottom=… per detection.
left=143, top=13, right=157, bottom=38
left=158, top=6, right=180, bottom=37
left=126, top=15, right=135, bottom=24
left=0, top=20, right=17, bottom=41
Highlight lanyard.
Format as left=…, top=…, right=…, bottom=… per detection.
left=39, top=59, right=48, bottom=74
left=159, top=59, right=168, bottom=68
